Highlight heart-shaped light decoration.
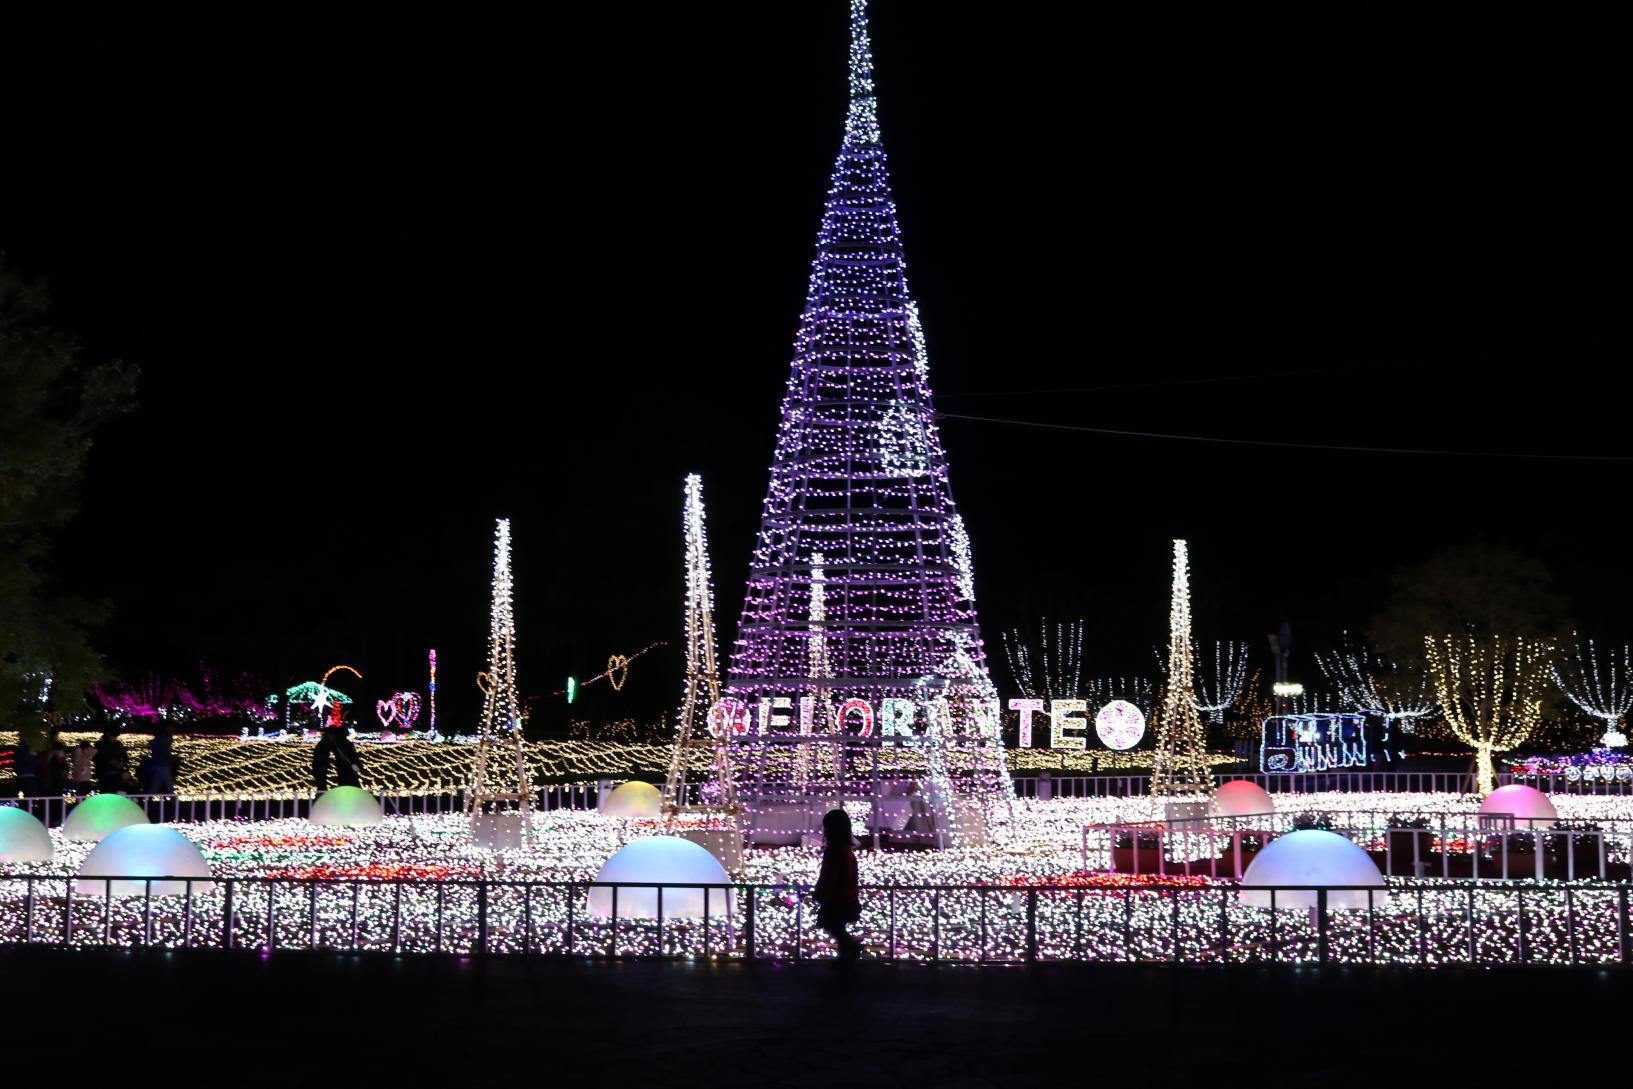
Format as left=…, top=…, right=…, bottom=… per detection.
left=607, top=654, right=630, bottom=691
left=393, top=691, right=422, bottom=730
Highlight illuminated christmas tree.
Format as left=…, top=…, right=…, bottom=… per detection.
left=1151, top=540, right=1215, bottom=797
left=470, top=517, right=531, bottom=844
left=725, top=0, right=1010, bottom=841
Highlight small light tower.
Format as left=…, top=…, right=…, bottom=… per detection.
left=469, top=518, right=531, bottom=848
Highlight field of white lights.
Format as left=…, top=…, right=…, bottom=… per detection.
left=4, top=788, right=1633, bottom=967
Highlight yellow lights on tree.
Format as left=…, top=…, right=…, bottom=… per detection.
left=1424, top=633, right=1551, bottom=795
left=662, top=475, right=742, bottom=838
left=1151, top=540, right=1215, bottom=798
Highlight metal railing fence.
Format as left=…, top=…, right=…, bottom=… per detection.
left=1014, top=771, right=1517, bottom=799
left=2, top=874, right=1629, bottom=968
left=3, top=781, right=603, bottom=827
left=1086, top=810, right=1629, bottom=882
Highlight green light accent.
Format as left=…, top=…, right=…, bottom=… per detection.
left=62, top=793, right=150, bottom=842
left=565, top=676, right=578, bottom=704
left=284, top=681, right=354, bottom=706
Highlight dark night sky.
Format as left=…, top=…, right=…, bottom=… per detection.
left=3, top=4, right=1629, bottom=730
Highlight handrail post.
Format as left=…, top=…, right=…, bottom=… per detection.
left=1025, top=888, right=1038, bottom=964
left=1316, top=889, right=1328, bottom=964
left=477, top=881, right=488, bottom=955
left=744, top=886, right=755, bottom=959
left=888, top=888, right=901, bottom=960
left=1620, top=886, right=1631, bottom=968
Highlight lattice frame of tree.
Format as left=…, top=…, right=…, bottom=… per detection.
left=663, top=475, right=743, bottom=841
left=1150, top=540, right=1215, bottom=798
left=469, top=518, right=532, bottom=845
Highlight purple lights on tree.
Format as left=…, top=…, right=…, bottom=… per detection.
left=727, top=0, right=987, bottom=703
left=721, top=2, right=1011, bottom=844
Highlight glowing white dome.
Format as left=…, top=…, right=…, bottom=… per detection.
left=602, top=781, right=663, bottom=818
left=0, top=807, right=54, bottom=863
left=76, top=825, right=213, bottom=896
left=1213, top=780, right=1275, bottom=818
left=309, top=786, right=384, bottom=827
left=62, top=794, right=150, bottom=842
left=1241, top=830, right=1387, bottom=909
left=588, top=835, right=731, bottom=919
left=1478, top=784, right=1557, bottom=828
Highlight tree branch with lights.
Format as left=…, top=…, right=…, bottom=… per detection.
left=1424, top=633, right=1550, bottom=795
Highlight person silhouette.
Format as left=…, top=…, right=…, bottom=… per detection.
left=814, top=808, right=862, bottom=960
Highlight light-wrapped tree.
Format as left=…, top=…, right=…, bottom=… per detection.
left=1424, top=634, right=1550, bottom=795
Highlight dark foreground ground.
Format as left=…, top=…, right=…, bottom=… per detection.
left=5, top=948, right=1626, bottom=1085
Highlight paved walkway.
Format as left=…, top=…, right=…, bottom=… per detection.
left=5, top=949, right=1627, bottom=1085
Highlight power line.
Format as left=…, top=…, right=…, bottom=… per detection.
left=935, top=412, right=1633, bottom=462
left=934, top=334, right=1633, bottom=400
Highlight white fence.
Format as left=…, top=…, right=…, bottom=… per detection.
left=3, top=781, right=604, bottom=827
left=1014, top=771, right=1513, bottom=799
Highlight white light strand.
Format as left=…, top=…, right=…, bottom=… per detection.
left=1551, top=634, right=1633, bottom=749
left=1191, top=641, right=1251, bottom=723
left=1001, top=619, right=1085, bottom=703
left=1314, top=635, right=1436, bottom=732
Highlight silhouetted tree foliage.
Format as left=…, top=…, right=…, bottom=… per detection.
left=1, top=260, right=138, bottom=731
left=1368, top=541, right=1573, bottom=665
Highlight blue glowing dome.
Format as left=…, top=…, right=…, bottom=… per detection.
left=588, top=835, right=731, bottom=919
left=75, top=825, right=214, bottom=896
left=1241, top=829, right=1386, bottom=910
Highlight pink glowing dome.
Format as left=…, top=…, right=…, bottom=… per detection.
left=1213, top=780, right=1275, bottom=818
left=1478, top=784, right=1558, bottom=828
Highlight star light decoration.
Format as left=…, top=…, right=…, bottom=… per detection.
left=722, top=0, right=1011, bottom=842
left=1150, top=541, right=1215, bottom=798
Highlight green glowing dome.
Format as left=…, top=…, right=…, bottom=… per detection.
left=62, top=794, right=151, bottom=842
left=0, top=807, right=54, bottom=863
left=309, top=785, right=384, bottom=827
